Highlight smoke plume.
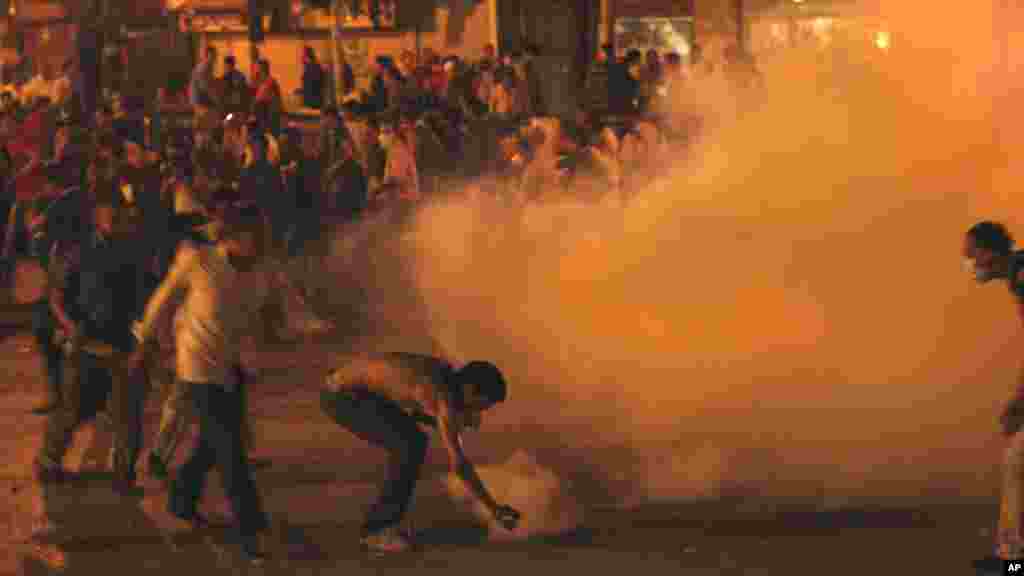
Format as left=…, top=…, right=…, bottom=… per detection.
left=319, top=0, right=1023, bottom=521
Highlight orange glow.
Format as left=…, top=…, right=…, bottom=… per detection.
left=316, top=0, right=1018, bottom=509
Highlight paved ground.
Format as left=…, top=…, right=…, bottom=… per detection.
left=0, top=262, right=1003, bottom=575
left=0, top=327, right=1001, bottom=576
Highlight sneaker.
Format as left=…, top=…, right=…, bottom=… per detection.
left=360, top=526, right=411, bottom=554
left=147, top=452, right=168, bottom=480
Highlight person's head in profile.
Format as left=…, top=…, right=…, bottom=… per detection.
left=450, top=360, right=507, bottom=429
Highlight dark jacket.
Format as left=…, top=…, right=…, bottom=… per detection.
left=302, top=62, right=325, bottom=109
left=240, top=159, right=284, bottom=214
left=221, top=69, right=250, bottom=114
left=59, top=232, right=142, bottom=350
left=326, top=157, right=367, bottom=222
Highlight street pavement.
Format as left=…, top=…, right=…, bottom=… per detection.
left=0, top=328, right=1000, bottom=575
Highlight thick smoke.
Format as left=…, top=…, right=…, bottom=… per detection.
left=320, top=0, right=1023, bottom=519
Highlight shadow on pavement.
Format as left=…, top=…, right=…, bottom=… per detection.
left=19, top=474, right=178, bottom=575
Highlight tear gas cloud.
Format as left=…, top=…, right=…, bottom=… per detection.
left=320, top=0, right=1024, bottom=516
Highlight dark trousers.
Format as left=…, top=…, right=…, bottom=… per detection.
left=107, top=348, right=151, bottom=483
left=38, top=351, right=113, bottom=469
left=320, top=389, right=429, bottom=536
left=169, top=382, right=267, bottom=539
left=31, top=300, right=62, bottom=405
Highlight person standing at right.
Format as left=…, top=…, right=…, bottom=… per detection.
left=965, top=222, right=1024, bottom=573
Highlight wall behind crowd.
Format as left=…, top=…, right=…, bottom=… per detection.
left=198, top=1, right=492, bottom=101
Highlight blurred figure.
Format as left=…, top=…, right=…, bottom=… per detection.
left=299, top=47, right=325, bottom=110
left=609, top=50, right=641, bottom=115
left=190, top=46, right=217, bottom=110
left=964, top=222, right=1024, bottom=572
left=521, top=44, right=544, bottom=116
left=519, top=117, right=564, bottom=203
left=324, top=135, right=367, bottom=224
left=378, top=113, right=419, bottom=206
left=251, top=59, right=283, bottom=137
left=238, top=130, right=284, bottom=249
left=220, top=55, right=250, bottom=116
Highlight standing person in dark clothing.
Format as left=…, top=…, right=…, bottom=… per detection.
left=319, top=105, right=348, bottom=171
left=238, top=130, right=285, bottom=253
left=321, top=353, right=520, bottom=553
left=522, top=44, right=545, bottom=117
left=220, top=56, right=250, bottom=116
left=608, top=49, right=641, bottom=115
left=27, top=160, right=82, bottom=415
left=363, top=117, right=387, bottom=194
left=33, top=196, right=146, bottom=493
left=116, top=127, right=172, bottom=282
left=367, top=56, right=394, bottom=115
left=324, top=136, right=367, bottom=224
left=299, top=46, right=325, bottom=110
left=288, top=134, right=323, bottom=258
left=126, top=204, right=274, bottom=564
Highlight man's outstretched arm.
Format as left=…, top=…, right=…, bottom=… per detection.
left=437, top=394, right=499, bottom=512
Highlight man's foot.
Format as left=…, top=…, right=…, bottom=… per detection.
left=360, top=526, right=412, bottom=554
left=30, top=400, right=58, bottom=415
left=147, top=452, right=168, bottom=481
left=33, top=461, right=70, bottom=485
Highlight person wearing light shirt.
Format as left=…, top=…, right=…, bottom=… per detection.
left=126, top=203, right=272, bottom=564
left=378, top=115, right=419, bottom=205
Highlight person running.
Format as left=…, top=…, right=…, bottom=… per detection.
left=964, top=222, right=1024, bottom=573
left=34, top=195, right=147, bottom=495
left=145, top=214, right=217, bottom=483
left=126, top=203, right=272, bottom=564
left=320, top=352, right=521, bottom=553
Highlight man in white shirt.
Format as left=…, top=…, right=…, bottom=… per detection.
left=126, top=203, right=271, bottom=564
left=379, top=115, right=419, bottom=204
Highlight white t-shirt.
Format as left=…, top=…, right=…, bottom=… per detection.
left=134, top=242, right=269, bottom=388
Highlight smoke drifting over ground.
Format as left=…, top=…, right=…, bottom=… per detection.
left=320, top=1, right=1024, bottom=513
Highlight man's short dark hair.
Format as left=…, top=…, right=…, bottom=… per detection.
left=455, top=361, right=507, bottom=406
left=969, top=221, right=1014, bottom=256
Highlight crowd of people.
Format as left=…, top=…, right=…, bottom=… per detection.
left=0, top=38, right=764, bottom=564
